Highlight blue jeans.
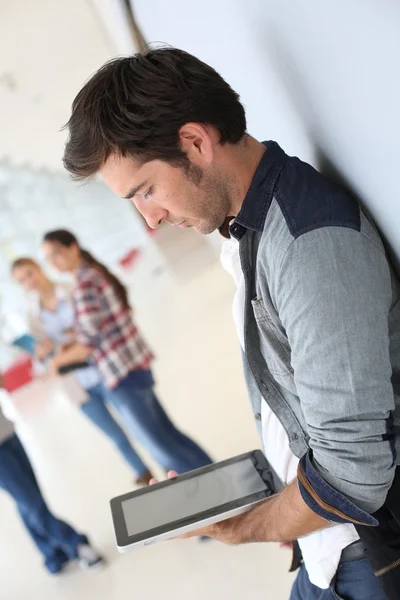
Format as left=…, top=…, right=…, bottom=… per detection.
left=81, top=383, right=149, bottom=476
left=0, top=434, right=87, bottom=574
left=290, top=560, right=386, bottom=600
left=106, top=370, right=212, bottom=473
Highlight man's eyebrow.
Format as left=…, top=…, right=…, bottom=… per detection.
left=122, top=180, right=149, bottom=200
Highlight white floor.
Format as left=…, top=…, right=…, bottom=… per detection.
left=0, top=230, right=295, bottom=600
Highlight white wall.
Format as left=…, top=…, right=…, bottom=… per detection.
left=90, top=0, right=138, bottom=54
left=132, top=0, right=400, bottom=267
left=0, top=0, right=114, bottom=170
left=0, top=1, right=150, bottom=354
left=0, top=0, right=142, bottom=170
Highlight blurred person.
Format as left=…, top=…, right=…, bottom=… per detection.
left=41, top=230, right=212, bottom=477
left=11, top=258, right=154, bottom=487
left=0, top=373, right=104, bottom=574
left=60, top=48, right=400, bottom=600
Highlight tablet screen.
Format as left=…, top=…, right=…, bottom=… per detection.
left=121, top=457, right=266, bottom=536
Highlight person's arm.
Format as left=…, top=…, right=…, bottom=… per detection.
left=47, top=280, right=103, bottom=375
left=147, top=470, right=327, bottom=545
left=179, top=226, right=395, bottom=545
left=48, top=342, right=92, bottom=375
left=270, top=226, right=395, bottom=521
left=173, top=477, right=328, bottom=544
left=26, top=300, right=55, bottom=361
left=35, top=338, right=55, bottom=361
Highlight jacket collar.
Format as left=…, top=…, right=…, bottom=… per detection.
left=229, top=140, right=285, bottom=240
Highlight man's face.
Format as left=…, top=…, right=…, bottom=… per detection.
left=100, top=153, right=232, bottom=235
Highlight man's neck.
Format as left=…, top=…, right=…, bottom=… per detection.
left=227, top=135, right=266, bottom=217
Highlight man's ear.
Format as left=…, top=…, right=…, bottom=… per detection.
left=179, top=122, right=214, bottom=167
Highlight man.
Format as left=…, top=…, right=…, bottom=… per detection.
left=62, top=48, right=400, bottom=599
left=0, top=373, right=104, bottom=573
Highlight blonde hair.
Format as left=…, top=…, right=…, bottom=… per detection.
left=11, top=257, right=41, bottom=273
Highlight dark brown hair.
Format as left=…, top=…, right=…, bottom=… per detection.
left=43, top=230, right=130, bottom=309
left=63, top=47, right=247, bottom=179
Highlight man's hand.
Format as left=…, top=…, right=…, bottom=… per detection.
left=177, top=512, right=255, bottom=544
left=150, top=472, right=329, bottom=545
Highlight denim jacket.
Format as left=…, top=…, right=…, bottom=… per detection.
left=231, top=141, right=400, bottom=526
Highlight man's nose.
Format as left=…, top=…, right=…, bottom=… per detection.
left=134, top=200, right=168, bottom=229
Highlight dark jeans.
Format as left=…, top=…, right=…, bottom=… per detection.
left=0, top=434, right=87, bottom=574
left=290, top=559, right=386, bottom=600
left=81, top=383, right=149, bottom=476
left=106, top=370, right=212, bottom=473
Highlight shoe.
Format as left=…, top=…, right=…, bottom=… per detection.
left=135, top=469, right=154, bottom=487
left=77, top=544, right=106, bottom=571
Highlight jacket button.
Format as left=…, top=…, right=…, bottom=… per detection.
left=255, top=413, right=261, bottom=421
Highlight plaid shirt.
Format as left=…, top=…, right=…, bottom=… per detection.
left=73, top=263, right=153, bottom=389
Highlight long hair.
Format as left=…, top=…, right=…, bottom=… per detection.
left=43, top=229, right=130, bottom=310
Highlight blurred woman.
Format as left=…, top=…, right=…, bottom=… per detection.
left=0, top=374, right=104, bottom=574
left=12, top=258, right=153, bottom=486
left=41, top=230, right=212, bottom=474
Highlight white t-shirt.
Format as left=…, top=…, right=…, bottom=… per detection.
left=220, top=235, right=359, bottom=589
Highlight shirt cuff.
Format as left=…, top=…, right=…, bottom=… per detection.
left=297, top=450, right=378, bottom=526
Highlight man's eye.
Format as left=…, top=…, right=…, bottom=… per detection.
left=143, top=187, right=153, bottom=200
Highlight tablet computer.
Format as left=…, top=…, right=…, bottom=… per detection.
left=110, top=450, right=275, bottom=552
